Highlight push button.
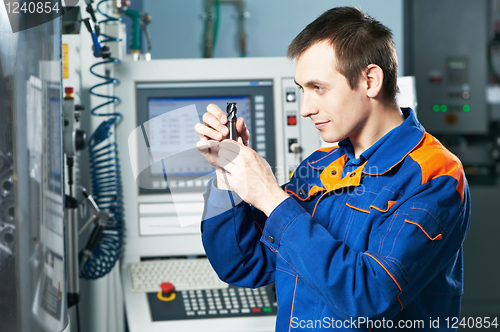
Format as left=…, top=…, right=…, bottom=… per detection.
left=287, top=115, right=297, bottom=126
left=268, top=236, right=274, bottom=244
left=299, top=188, right=307, bottom=196
left=157, top=282, right=176, bottom=302
left=286, top=91, right=296, bottom=102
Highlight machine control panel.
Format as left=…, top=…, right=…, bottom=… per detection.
left=148, top=284, right=277, bottom=321
left=408, top=0, right=488, bottom=134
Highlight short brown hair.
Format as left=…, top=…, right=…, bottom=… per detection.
left=287, top=6, right=399, bottom=106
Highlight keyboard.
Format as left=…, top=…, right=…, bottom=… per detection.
left=148, top=285, right=278, bottom=321
left=128, top=258, right=229, bottom=292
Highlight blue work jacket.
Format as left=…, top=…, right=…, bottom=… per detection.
left=201, top=108, right=471, bottom=331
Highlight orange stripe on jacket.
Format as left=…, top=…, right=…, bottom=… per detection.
left=346, top=202, right=370, bottom=214
left=253, top=220, right=263, bottom=234
left=288, top=275, right=299, bottom=332
left=409, top=133, right=465, bottom=201
left=364, top=253, right=404, bottom=311
left=404, top=220, right=442, bottom=241
left=317, top=145, right=338, bottom=153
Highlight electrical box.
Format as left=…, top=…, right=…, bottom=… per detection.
left=405, top=0, right=489, bottom=134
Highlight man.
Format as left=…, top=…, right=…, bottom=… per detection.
left=195, top=6, right=470, bottom=331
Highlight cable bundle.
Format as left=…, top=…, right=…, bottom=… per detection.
left=80, top=0, right=124, bottom=279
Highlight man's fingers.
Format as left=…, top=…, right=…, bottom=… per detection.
left=194, top=123, right=209, bottom=141
left=196, top=140, right=221, bottom=165
left=236, top=117, right=250, bottom=145
left=201, top=112, right=229, bottom=138
left=195, top=140, right=209, bottom=154
left=195, top=122, right=225, bottom=141
left=207, top=104, right=228, bottom=125
left=196, top=139, right=220, bottom=151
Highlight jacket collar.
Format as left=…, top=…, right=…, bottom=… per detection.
left=363, top=107, right=424, bottom=175
left=307, top=108, right=425, bottom=175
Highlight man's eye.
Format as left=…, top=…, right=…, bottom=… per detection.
left=315, top=86, right=322, bottom=92
left=298, top=86, right=304, bottom=92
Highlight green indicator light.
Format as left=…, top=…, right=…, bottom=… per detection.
left=440, top=105, right=448, bottom=112
left=432, top=105, right=440, bottom=112
left=263, top=307, right=272, bottom=312
left=463, top=105, right=470, bottom=112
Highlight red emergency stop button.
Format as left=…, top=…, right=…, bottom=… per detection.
left=287, top=115, right=297, bottom=126
left=158, top=282, right=176, bottom=302
left=160, top=282, right=175, bottom=296
left=430, top=75, right=442, bottom=84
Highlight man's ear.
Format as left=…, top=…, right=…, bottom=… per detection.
left=365, top=64, right=384, bottom=98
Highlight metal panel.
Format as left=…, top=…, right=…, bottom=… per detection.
left=462, top=186, right=500, bottom=317
left=407, top=0, right=488, bottom=134
left=0, top=4, right=67, bottom=332
left=114, top=57, right=299, bottom=332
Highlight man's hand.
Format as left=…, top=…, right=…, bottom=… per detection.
left=195, top=104, right=250, bottom=190
left=195, top=104, right=288, bottom=215
left=214, top=139, right=289, bottom=216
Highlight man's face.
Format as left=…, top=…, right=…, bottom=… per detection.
left=294, top=41, right=370, bottom=143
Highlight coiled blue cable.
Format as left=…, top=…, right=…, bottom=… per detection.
left=96, top=0, right=121, bottom=42
left=90, top=0, right=122, bottom=118
left=80, top=0, right=124, bottom=280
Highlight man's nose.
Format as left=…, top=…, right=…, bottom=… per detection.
left=299, top=92, right=318, bottom=118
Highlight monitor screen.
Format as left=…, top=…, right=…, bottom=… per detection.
left=136, top=80, right=276, bottom=194
left=147, top=95, right=252, bottom=177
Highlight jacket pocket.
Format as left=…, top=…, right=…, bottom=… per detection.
left=339, top=189, right=379, bottom=243
left=368, top=187, right=401, bottom=214
left=376, top=203, right=447, bottom=285
left=404, top=205, right=446, bottom=241
left=345, top=188, right=378, bottom=213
